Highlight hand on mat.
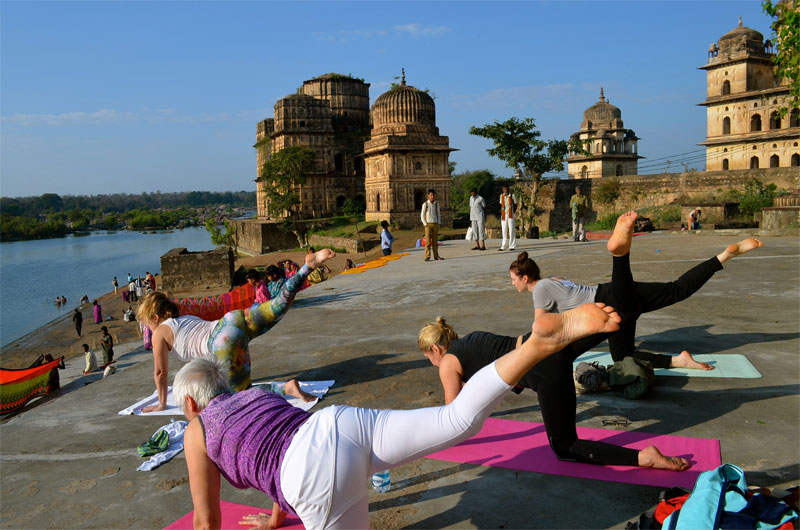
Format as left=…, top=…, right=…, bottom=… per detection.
left=239, top=512, right=280, bottom=529
left=142, top=403, right=166, bottom=413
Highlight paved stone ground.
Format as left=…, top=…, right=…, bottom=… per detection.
left=1, top=233, right=798, bottom=529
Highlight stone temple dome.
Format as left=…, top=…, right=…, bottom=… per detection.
left=582, top=88, right=623, bottom=129
left=717, top=17, right=767, bottom=57
left=372, top=72, right=436, bottom=132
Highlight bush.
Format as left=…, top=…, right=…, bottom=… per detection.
left=593, top=177, right=622, bottom=205
left=341, top=197, right=366, bottom=216
left=585, top=212, right=620, bottom=230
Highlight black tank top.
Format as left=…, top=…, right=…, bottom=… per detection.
left=448, top=331, right=518, bottom=383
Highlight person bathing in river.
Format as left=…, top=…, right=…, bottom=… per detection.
left=136, top=249, right=336, bottom=413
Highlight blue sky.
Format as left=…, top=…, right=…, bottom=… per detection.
left=0, top=1, right=774, bottom=198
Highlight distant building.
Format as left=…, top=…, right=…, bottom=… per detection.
left=255, top=74, right=370, bottom=219
left=567, top=88, right=642, bottom=179
left=698, top=17, right=799, bottom=170
left=363, top=72, right=455, bottom=228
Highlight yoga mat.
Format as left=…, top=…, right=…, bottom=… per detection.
left=119, top=380, right=334, bottom=416
left=426, top=417, right=720, bottom=490
left=165, top=500, right=305, bottom=530
left=575, top=351, right=761, bottom=378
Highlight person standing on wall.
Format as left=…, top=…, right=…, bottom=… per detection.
left=469, top=188, right=487, bottom=251
left=498, top=184, right=517, bottom=251
left=420, top=189, right=443, bottom=261
left=570, top=185, right=589, bottom=242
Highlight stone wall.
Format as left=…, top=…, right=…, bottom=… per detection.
left=308, top=234, right=379, bottom=253
left=538, top=167, right=799, bottom=233
left=160, top=247, right=234, bottom=295
left=233, top=219, right=301, bottom=256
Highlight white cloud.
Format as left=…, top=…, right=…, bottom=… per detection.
left=1, top=108, right=271, bottom=127
left=393, top=23, right=450, bottom=36
left=315, top=23, right=450, bottom=42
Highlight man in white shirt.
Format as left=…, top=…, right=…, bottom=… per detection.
left=420, top=189, right=443, bottom=261
left=469, top=188, right=487, bottom=251
left=498, top=184, right=517, bottom=251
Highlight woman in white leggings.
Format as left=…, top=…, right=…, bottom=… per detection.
left=177, top=304, right=620, bottom=530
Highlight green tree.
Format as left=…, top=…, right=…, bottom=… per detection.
left=763, top=0, right=800, bottom=115
left=450, top=169, right=495, bottom=215
left=469, top=117, right=585, bottom=235
left=259, top=146, right=317, bottom=245
left=730, top=178, right=781, bottom=217
left=205, top=218, right=238, bottom=252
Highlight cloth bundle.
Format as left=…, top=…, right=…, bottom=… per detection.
left=574, top=361, right=610, bottom=394
left=136, top=420, right=189, bottom=471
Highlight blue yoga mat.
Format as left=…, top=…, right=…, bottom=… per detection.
left=574, top=352, right=761, bottom=378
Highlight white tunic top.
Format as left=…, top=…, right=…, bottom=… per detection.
left=161, top=315, right=218, bottom=362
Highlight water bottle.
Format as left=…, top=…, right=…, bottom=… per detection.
left=371, top=469, right=390, bottom=493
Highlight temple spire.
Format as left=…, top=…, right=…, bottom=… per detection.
left=401, top=68, right=406, bottom=86
left=738, top=15, right=743, bottom=28
left=599, top=87, right=605, bottom=102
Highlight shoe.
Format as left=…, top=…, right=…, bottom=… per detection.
left=435, top=257, right=445, bottom=260
left=498, top=248, right=505, bottom=251
left=479, top=247, right=486, bottom=251
left=471, top=247, right=481, bottom=250
left=509, top=247, right=516, bottom=251
left=424, top=258, right=431, bottom=261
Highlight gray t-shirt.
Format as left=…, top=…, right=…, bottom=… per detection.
left=532, top=277, right=598, bottom=313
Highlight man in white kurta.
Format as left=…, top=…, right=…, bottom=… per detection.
left=469, top=189, right=487, bottom=251
left=499, top=185, right=517, bottom=251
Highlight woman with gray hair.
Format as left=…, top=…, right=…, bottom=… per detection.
left=174, top=303, right=621, bottom=530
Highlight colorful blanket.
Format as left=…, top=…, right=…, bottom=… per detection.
left=0, top=356, right=64, bottom=415
left=341, top=252, right=410, bottom=274
left=172, top=282, right=256, bottom=321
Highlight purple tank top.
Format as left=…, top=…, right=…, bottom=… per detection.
left=199, top=388, right=311, bottom=512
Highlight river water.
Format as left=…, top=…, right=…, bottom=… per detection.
left=0, top=228, right=216, bottom=347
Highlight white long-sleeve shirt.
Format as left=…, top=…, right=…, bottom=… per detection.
left=420, top=200, right=441, bottom=225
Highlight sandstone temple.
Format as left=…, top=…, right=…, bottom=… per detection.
left=566, top=88, right=642, bottom=179
left=699, top=17, right=799, bottom=170
left=254, top=72, right=454, bottom=228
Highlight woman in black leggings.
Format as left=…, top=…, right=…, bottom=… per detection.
left=418, top=213, right=763, bottom=469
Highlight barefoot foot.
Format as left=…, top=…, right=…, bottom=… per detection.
left=305, top=248, right=336, bottom=269
left=717, top=238, right=764, bottom=264
left=285, top=379, right=317, bottom=403
left=670, top=350, right=714, bottom=371
left=607, top=211, right=639, bottom=257
left=531, top=303, right=622, bottom=356
left=638, top=445, right=691, bottom=471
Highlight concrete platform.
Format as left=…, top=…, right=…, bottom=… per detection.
left=1, top=233, right=798, bottom=529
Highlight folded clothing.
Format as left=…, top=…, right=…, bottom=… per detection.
left=138, top=429, right=170, bottom=457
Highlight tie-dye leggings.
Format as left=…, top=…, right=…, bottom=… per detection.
left=207, top=264, right=311, bottom=391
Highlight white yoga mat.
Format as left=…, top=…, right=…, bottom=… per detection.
left=574, top=352, right=761, bottom=379
left=118, top=380, right=335, bottom=416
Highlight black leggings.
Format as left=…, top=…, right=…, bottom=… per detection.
left=597, top=256, right=723, bottom=368
left=517, top=255, right=723, bottom=466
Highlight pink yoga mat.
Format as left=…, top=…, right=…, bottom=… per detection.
left=426, top=417, right=720, bottom=490
left=165, top=500, right=305, bottom=530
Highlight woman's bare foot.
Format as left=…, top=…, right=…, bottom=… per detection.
left=717, top=237, right=764, bottom=264
left=638, top=445, right=691, bottom=471
left=305, top=248, right=336, bottom=269
left=284, top=379, right=316, bottom=403
left=607, top=211, right=639, bottom=257
left=496, top=303, right=621, bottom=386
left=532, top=303, right=622, bottom=355
left=670, top=350, right=714, bottom=370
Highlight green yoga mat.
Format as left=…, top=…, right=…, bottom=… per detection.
left=574, top=352, right=762, bottom=378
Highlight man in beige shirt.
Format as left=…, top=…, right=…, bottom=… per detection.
left=420, top=189, right=444, bottom=261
